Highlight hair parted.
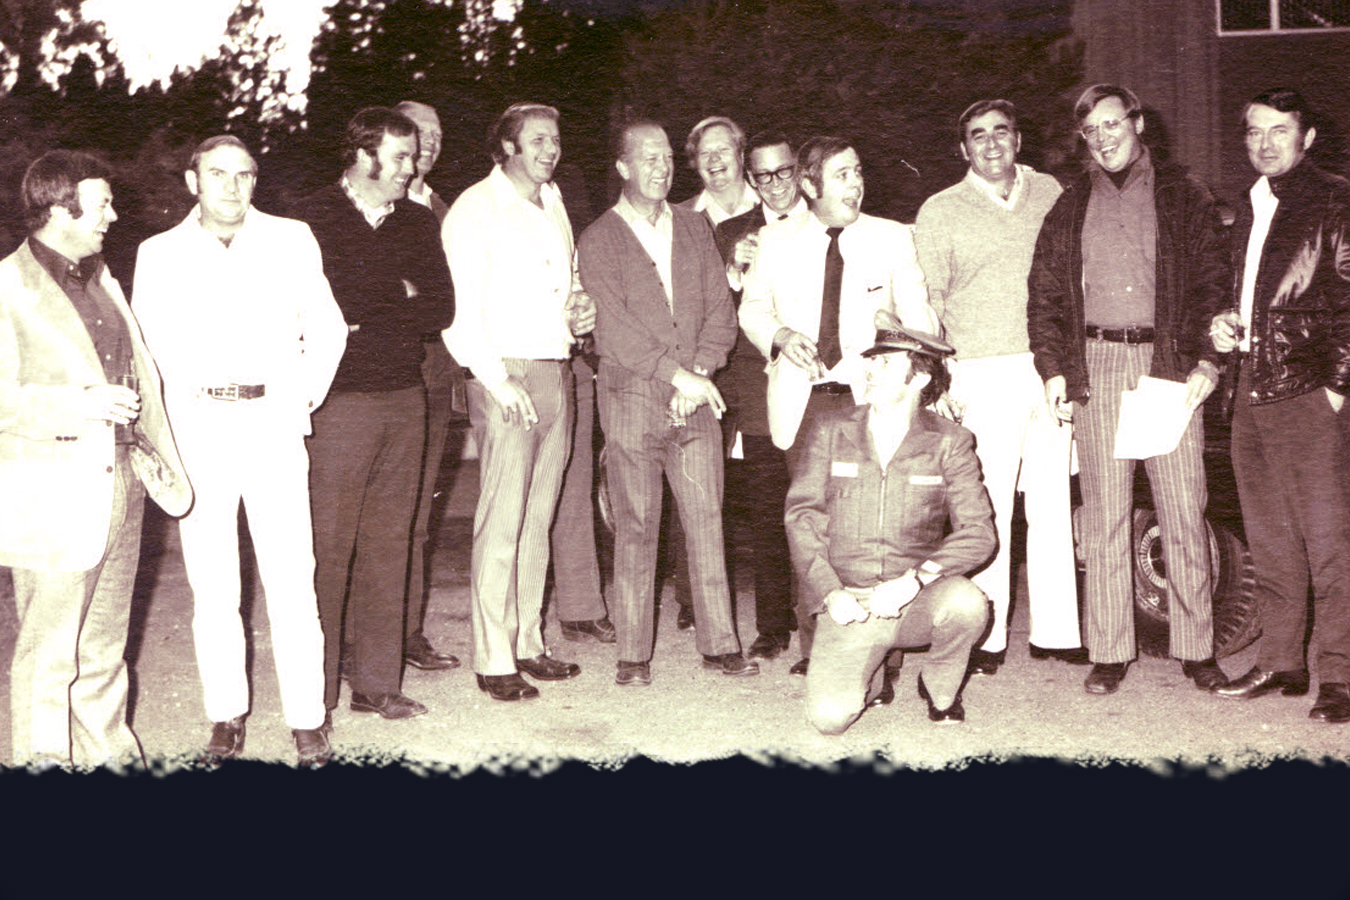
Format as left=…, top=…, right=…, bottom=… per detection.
left=189, top=134, right=255, bottom=175
left=1244, top=87, right=1315, bottom=134
left=684, top=115, right=745, bottom=169
left=488, top=102, right=560, bottom=164
left=797, top=135, right=855, bottom=195
left=958, top=99, right=1018, bottom=142
left=22, top=149, right=113, bottom=233
left=1073, top=84, right=1142, bottom=123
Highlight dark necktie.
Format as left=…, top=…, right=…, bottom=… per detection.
left=818, top=226, right=844, bottom=371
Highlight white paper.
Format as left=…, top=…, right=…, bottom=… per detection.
left=1113, top=376, right=1194, bottom=459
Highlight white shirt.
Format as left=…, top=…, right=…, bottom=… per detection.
left=406, top=181, right=434, bottom=209
left=761, top=196, right=809, bottom=226
left=132, top=206, right=349, bottom=436
left=688, top=185, right=758, bottom=227
left=441, top=165, right=578, bottom=389
left=341, top=175, right=395, bottom=229
left=1239, top=176, right=1280, bottom=353
left=614, top=193, right=675, bottom=310
left=963, top=163, right=1028, bottom=211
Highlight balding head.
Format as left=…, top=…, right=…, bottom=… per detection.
left=395, top=100, right=443, bottom=179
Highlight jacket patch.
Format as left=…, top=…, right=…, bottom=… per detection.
left=909, top=474, right=943, bottom=485
left=831, top=461, right=859, bottom=477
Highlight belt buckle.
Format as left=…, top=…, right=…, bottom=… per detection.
left=1124, top=326, right=1140, bottom=343
left=208, top=384, right=240, bottom=401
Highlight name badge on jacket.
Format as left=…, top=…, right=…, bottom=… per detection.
left=910, top=474, right=943, bottom=485
left=832, top=461, right=859, bottom=478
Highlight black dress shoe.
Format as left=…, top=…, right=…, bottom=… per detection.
left=517, top=653, right=581, bottom=681
left=1180, top=657, right=1229, bottom=691
left=1213, top=666, right=1309, bottom=699
left=350, top=690, right=429, bottom=718
left=560, top=617, right=617, bottom=643
left=1084, top=662, right=1128, bottom=694
left=917, top=676, right=965, bottom=724
left=967, top=648, right=1005, bottom=676
left=1309, top=683, right=1350, bottom=723
left=789, top=658, right=809, bottom=676
left=404, top=635, right=461, bottom=671
left=1029, top=645, right=1091, bottom=665
left=747, top=632, right=791, bottom=660
left=702, top=653, right=760, bottom=676
left=293, top=726, right=332, bottom=768
left=676, top=605, right=695, bottom=631
left=866, top=667, right=897, bottom=707
left=616, top=660, right=652, bottom=686
left=203, top=715, right=246, bottom=762
left=475, top=673, right=540, bottom=701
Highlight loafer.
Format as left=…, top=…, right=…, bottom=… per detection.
left=702, top=652, right=760, bottom=676
left=967, top=648, right=1005, bottom=676
left=1084, top=662, right=1128, bottom=695
left=788, top=658, right=810, bottom=676
left=1180, top=657, right=1229, bottom=691
left=349, top=690, right=429, bottom=718
left=475, top=673, right=540, bottom=701
left=203, top=714, right=246, bottom=763
left=676, top=605, right=695, bottom=632
left=560, top=617, right=616, bottom=643
left=1308, top=683, right=1350, bottom=723
left=516, top=653, right=581, bottom=681
left=747, top=632, right=791, bottom=660
left=867, top=666, right=898, bottom=708
left=1213, top=666, right=1309, bottom=699
left=1029, top=645, right=1091, bottom=665
left=293, top=726, right=332, bottom=768
left=917, top=676, right=965, bottom=724
left=404, top=635, right=461, bottom=671
left=616, top=660, right=652, bottom=686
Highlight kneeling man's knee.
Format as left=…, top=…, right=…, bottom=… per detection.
left=933, top=578, right=990, bottom=634
left=806, top=695, right=862, bottom=736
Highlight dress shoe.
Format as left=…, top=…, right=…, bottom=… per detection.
left=1180, top=657, right=1229, bottom=691
left=560, top=617, right=617, bottom=643
left=475, top=673, right=540, bottom=701
left=293, top=726, right=332, bottom=768
left=516, top=653, right=581, bottom=681
left=1029, top=645, right=1091, bottom=665
left=789, top=658, right=810, bottom=676
left=203, top=715, right=246, bottom=762
left=404, top=635, right=461, bottom=671
left=1213, top=666, right=1309, bottom=699
left=1084, top=662, right=1128, bottom=694
left=676, top=605, right=695, bottom=632
left=867, top=667, right=897, bottom=708
left=350, top=690, right=429, bottom=718
left=967, top=648, right=1005, bottom=676
left=616, top=660, right=652, bottom=686
left=917, top=676, right=965, bottom=724
left=1309, top=683, right=1350, bottom=723
left=747, top=632, right=791, bottom=660
left=702, top=652, right=760, bottom=676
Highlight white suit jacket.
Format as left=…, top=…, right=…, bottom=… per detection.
left=739, top=211, right=936, bottom=449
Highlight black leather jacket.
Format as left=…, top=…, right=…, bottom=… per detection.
left=1229, top=160, right=1350, bottom=405
left=1027, top=159, right=1228, bottom=404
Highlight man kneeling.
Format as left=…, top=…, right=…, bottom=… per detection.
left=785, top=312, right=994, bottom=733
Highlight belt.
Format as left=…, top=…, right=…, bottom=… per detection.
left=200, top=383, right=266, bottom=401
left=811, top=381, right=852, bottom=395
left=1085, top=325, right=1154, bottom=344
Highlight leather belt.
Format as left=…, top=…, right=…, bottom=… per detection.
left=200, top=384, right=266, bottom=401
left=1085, top=325, right=1154, bottom=344
left=811, top=381, right=852, bottom=395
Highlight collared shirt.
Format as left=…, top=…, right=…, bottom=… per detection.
left=442, top=164, right=578, bottom=388
left=132, top=205, right=349, bottom=433
left=341, top=175, right=396, bottom=229
left=689, top=185, right=758, bottom=227
left=29, top=237, right=130, bottom=382
left=1238, top=175, right=1279, bottom=353
left=1083, top=148, right=1158, bottom=329
left=406, top=181, right=434, bottom=209
left=761, top=196, right=809, bottom=227
left=614, top=192, right=675, bottom=310
left=963, top=163, right=1027, bottom=211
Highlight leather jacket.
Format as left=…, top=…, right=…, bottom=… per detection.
left=1229, top=160, right=1350, bottom=406
left=1027, top=157, right=1229, bottom=404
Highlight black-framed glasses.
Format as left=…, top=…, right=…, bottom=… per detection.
left=750, top=165, right=796, bottom=186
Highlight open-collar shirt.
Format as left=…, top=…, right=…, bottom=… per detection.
left=614, top=192, right=675, bottom=310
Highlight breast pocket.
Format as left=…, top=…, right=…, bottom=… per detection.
left=901, top=476, right=947, bottom=545
left=826, top=476, right=866, bottom=544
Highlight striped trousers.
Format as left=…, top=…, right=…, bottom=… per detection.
left=1075, top=341, right=1212, bottom=663
left=467, top=359, right=572, bottom=676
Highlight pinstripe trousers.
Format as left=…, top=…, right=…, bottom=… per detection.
left=1075, top=341, right=1212, bottom=663
left=597, top=368, right=741, bottom=663
left=466, top=359, right=572, bottom=675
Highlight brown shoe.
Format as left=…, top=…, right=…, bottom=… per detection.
left=203, top=715, right=246, bottom=764
left=293, top=725, right=332, bottom=768
left=516, top=653, right=581, bottom=681
left=701, top=653, right=760, bottom=676
left=616, top=660, right=652, bottom=686
left=349, top=691, right=428, bottom=718
left=475, top=673, right=540, bottom=701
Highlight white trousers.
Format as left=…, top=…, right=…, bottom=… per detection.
left=172, top=399, right=325, bottom=730
left=948, top=353, right=1080, bottom=652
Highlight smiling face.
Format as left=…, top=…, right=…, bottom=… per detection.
left=187, top=144, right=256, bottom=237
left=961, top=109, right=1021, bottom=186
left=402, top=104, right=443, bottom=178
left=360, top=130, right=418, bottom=204
left=1245, top=102, right=1315, bottom=179
left=57, top=178, right=117, bottom=260
left=805, top=147, right=864, bottom=227
left=503, top=114, right=561, bottom=187
left=617, top=124, right=674, bottom=207
left=748, top=142, right=799, bottom=215
left=694, top=124, right=742, bottom=195
left=1080, top=95, right=1143, bottom=174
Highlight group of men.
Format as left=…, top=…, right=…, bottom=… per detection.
left=3, top=79, right=1348, bottom=770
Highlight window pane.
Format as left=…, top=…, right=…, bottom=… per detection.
left=1280, top=0, right=1350, bottom=28
left=1220, top=0, right=1271, bottom=29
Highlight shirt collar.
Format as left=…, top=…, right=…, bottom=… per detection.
left=691, top=185, right=757, bottom=222
left=341, top=175, right=396, bottom=228
left=406, top=180, right=433, bottom=209
left=762, top=196, right=808, bottom=225
left=29, top=236, right=102, bottom=287
left=1090, top=146, right=1153, bottom=195
left=964, top=163, right=1027, bottom=207
left=1250, top=175, right=1277, bottom=205
left=488, top=163, right=562, bottom=213
left=614, top=192, right=671, bottom=229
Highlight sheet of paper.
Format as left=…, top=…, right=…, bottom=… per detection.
left=1113, top=375, right=1195, bottom=459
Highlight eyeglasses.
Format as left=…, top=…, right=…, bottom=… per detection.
left=750, top=165, right=796, bottom=186
left=1080, top=113, right=1136, bottom=143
